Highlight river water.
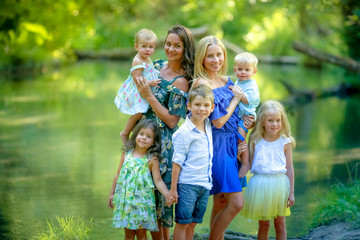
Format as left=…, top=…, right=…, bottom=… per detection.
left=0, top=60, right=359, bottom=239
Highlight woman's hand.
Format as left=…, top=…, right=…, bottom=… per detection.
left=135, top=75, right=153, bottom=100
left=242, top=115, right=255, bottom=129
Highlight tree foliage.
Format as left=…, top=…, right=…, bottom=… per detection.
left=0, top=0, right=359, bottom=70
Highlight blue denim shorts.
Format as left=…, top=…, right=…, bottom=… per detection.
left=175, top=183, right=210, bottom=224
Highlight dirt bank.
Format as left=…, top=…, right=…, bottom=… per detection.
left=195, top=222, right=360, bottom=240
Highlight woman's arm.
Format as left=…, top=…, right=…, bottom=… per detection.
left=212, top=85, right=243, bottom=129
left=285, top=143, right=295, bottom=207
left=135, top=76, right=187, bottom=129
left=108, top=152, right=125, bottom=208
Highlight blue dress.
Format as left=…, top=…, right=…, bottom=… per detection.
left=209, top=78, right=247, bottom=195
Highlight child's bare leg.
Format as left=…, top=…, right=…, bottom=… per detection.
left=124, top=228, right=136, bottom=240
left=274, top=216, right=286, bottom=240
left=258, top=220, right=270, bottom=240
left=150, top=222, right=170, bottom=240
left=186, top=223, right=197, bottom=240
left=238, top=127, right=249, bottom=178
left=150, top=221, right=161, bottom=240
left=173, top=223, right=189, bottom=240
left=162, top=226, right=170, bottom=240
left=135, top=229, right=147, bottom=240
left=120, top=113, right=142, bottom=143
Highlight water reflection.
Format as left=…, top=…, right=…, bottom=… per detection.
left=0, top=61, right=359, bottom=239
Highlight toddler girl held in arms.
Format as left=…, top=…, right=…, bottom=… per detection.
left=114, top=29, right=161, bottom=143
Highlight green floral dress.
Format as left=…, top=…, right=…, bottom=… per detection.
left=143, top=60, right=188, bottom=227
left=112, top=151, right=158, bottom=231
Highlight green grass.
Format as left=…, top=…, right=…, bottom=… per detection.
left=33, top=216, right=93, bottom=240
left=311, top=180, right=360, bottom=228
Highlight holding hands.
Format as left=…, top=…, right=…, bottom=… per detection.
left=167, top=189, right=178, bottom=207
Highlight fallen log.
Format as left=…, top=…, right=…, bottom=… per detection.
left=222, top=39, right=298, bottom=64
left=279, top=79, right=360, bottom=108
left=74, top=26, right=210, bottom=61
left=293, top=42, right=360, bottom=73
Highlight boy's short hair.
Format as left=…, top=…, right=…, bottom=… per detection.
left=188, top=85, right=214, bottom=105
left=135, top=28, right=157, bottom=44
left=234, top=52, right=258, bottom=68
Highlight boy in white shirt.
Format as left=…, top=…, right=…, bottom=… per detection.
left=169, top=85, right=215, bottom=240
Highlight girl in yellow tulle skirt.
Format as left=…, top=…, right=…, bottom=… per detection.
left=241, top=100, right=296, bottom=240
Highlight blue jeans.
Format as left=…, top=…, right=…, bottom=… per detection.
left=175, top=183, right=210, bottom=224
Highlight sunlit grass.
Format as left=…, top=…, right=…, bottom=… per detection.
left=311, top=178, right=360, bottom=228
left=33, top=216, right=93, bottom=240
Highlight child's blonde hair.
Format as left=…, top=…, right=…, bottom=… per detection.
left=249, top=100, right=296, bottom=158
left=135, top=28, right=157, bottom=44
left=194, top=36, right=227, bottom=80
left=188, top=85, right=214, bottom=105
left=234, top=52, right=258, bottom=69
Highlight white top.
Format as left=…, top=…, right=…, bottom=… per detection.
left=234, top=79, right=260, bottom=118
left=171, top=114, right=213, bottom=190
left=251, top=136, right=291, bottom=175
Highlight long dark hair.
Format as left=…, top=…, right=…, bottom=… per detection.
left=166, top=24, right=195, bottom=83
left=122, top=119, right=162, bottom=159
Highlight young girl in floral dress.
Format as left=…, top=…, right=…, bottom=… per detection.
left=108, top=119, right=173, bottom=239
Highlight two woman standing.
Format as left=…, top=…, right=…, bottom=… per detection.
left=125, top=26, right=252, bottom=239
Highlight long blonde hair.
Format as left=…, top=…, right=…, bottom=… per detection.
left=249, top=100, right=296, bottom=159
left=194, top=36, right=227, bottom=80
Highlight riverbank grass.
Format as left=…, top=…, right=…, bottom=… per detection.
left=33, top=216, right=93, bottom=240
left=311, top=180, right=360, bottom=228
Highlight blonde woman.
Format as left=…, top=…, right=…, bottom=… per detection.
left=192, top=36, right=254, bottom=240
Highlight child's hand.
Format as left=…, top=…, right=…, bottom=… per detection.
left=167, top=189, right=178, bottom=206
left=238, top=164, right=249, bottom=178
left=108, top=194, right=114, bottom=209
left=287, top=193, right=295, bottom=207
left=149, top=78, right=161, bottom=87
left=165, top=196, right=175, bottom=207
left=230, top=85, right=244, bottom=102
